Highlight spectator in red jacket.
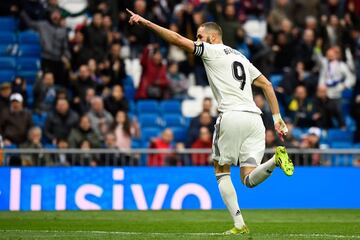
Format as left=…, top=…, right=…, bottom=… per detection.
left=136, top=45, right=170, bottom=99
left=191, top=127, right=212, bottom=166
left=148, top=128, right=174, bottom=166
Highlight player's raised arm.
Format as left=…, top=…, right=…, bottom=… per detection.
left=126, top=9, right=194, bottom=53
left=252, top=74, right=288, bottom=140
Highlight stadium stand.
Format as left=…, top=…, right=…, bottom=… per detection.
left=0, top=0, right=359, bottom=167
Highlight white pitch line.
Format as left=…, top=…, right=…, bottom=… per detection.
left=1, top=230, right=360, bottom=238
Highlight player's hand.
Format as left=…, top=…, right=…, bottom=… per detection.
left=273, top=114, right=288, bottom=142
left=126, top=8, right=146, bottom=25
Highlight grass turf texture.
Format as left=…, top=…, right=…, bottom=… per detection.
left=0, top=210, right=359, bottom=240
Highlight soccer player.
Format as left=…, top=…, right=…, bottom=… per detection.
left=127, top=9, right=294, bottom=235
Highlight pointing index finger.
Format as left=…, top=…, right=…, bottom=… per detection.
left=126, top=8, right=135, bottom=16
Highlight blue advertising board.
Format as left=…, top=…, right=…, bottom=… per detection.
left=0, top=167, right=359, bottom=211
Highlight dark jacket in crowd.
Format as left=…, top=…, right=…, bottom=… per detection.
left=83, top=24, right=108, bottom=62
left=0, top=109, right=32, bottom=145
left=44, top=110, right=79, bottom=141
left=104, top=96, right=129, bottom=116
left=68, top=128, right=101, bottom=148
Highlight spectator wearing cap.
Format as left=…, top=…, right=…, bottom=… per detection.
left=299, top=127, right=321, bottom=165
left=0, top=93, right=32, bottom=145
left=20, top=9, right=70, bottom=86
left=0, top=83, right=12, bottom=110
left=44, top=98, right=79, bottom=144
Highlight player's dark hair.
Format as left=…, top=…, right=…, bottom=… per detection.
left=200, top=22, right=223, bottom=37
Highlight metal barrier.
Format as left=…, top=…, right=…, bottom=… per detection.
left=1, top=148, right=360, bottom=166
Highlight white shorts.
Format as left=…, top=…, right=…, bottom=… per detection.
left=212, top=111, right=265, bottom=167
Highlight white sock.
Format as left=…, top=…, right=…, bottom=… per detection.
left=217, top=173, right=245, bottom=228
left=245, top=156, right=276, bottom=188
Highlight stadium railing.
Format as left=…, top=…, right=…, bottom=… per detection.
left=1, top=148, right=360, bottom=167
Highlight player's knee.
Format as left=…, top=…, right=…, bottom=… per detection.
left=243, top=175, right=255, bottom=188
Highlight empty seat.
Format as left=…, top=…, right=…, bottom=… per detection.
left=128, top=100, right=136, bottom=114
left=331, top=155, right=353, bottom=166
left=0, top=57, right=16, bottom=70
left=124, top=85, right=135, bottom=100
left=137, top=100, right=159, bottom=114
left=141, top=127, right=162, bottom=142
left=123, top=75, right=134, bottom=87
left=17, top=71, right=38, bottom=84
left=138, top=114, right=161, bottom=128
left=269, top=74, right=283, bottom=88
left=131, top=139, right=142, bottom=149
left=32, top=112, right=48, bottom=129
left=17, top=57, right=40, bottom=71
left=330, top=142, right=353, bottom=149
left=18, top=31, right=40, bottom=44
left=160, top=100, right=181, bottom=115
left=0, top=17, right=17, bottom=32
left=0, top=44, right=15, bottom=56
left=163, top=114, right=186, bottom=128
left=182, top=99, right=202, bottom=117
left=171, top=127, right=187, bottom=142
left=0, top=70, right=15, bottom=83
left=188, top=85, right=204, bottom=99
left=18, top=44, right=41, bottom=57
left=0, top=32, right=16, bottom=44
left=327, top=129, right=354, bottom=142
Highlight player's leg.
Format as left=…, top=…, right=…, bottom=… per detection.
left=239, top=112, right=279, bottom=188
left=239, top=113, right=294, bottom=188
left=241, top=146, right=294, bottom=188
left=214, top=161, right=246, bottom=228
left=213, top=112, right=249, bottom=235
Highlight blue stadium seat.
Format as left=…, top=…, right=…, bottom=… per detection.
left=131, top=139, right=142, bottom=149
left=345, top=116, right=356, bottom=131
left=171, top=127, right=187, bottom=142
left=0, top=32, right=16, bottom=44
left=18, top=31, right=40, bottom=44
left=138, top=114, right=161, bottom=128
left=124, top=85, right=135, bottom=100
left=0, top=70, right=15, bottom=83
left=137, top=100, right=159, bottom=114
left=32, top=112, right=48, bottom=129
left=44, top=143, right=57, bottom=149
left=292, top=127, right=304, bottom=140
left=326, top=129, right=354, bottom=142
left=269, top=74, right=283, bottom=88
left=17, top=57, right=40, bottom=71
left=128, top=100, right=136, bottom=114
left=18, top=44, right=41, bottom=57
left=0, top=17, right=17, bottom=32
left=331, top=155, right=353, bottom=166
left=163, top=114, right=186, bottom=128
left=17, top=71, right=38, bottom=84
left=0, top=57, right=16, bottom=70
left=141, top=127, right=161, bottom=142
left=26, top=84, right=34, bottom=108
left=0, top=44, right=15, bottom=56
left=160, top=100, right=181, bottom=115
left=330, top=142, right=353, bottom=149
left=123, top=75, right=134, bottom=87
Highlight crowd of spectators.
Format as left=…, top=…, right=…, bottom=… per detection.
left=0, top=0, right=359, bottom=167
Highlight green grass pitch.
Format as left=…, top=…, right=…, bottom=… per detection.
left=0, top=210, right=359, bottom=239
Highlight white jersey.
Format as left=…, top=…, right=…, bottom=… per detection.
left=194, top=41, right=262, bottom=114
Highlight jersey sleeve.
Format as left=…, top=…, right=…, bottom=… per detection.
left=248, top=63, right=262, bottom=83
left=193, top=41, right=219, bottom=60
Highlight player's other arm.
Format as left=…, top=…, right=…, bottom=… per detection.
left=253, top=75, right=288, bottom=139
left=127, top=9, right=194, bottom=54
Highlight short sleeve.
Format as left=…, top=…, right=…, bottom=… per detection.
left=248, top=63, right=262, bottom=82
left=193, top=41, right=220, bottom=60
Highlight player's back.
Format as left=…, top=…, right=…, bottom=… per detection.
left=194, top=42, right=262, bottom=114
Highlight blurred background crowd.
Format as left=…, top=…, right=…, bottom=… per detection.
left=0, top=0, right=359, bottom=166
